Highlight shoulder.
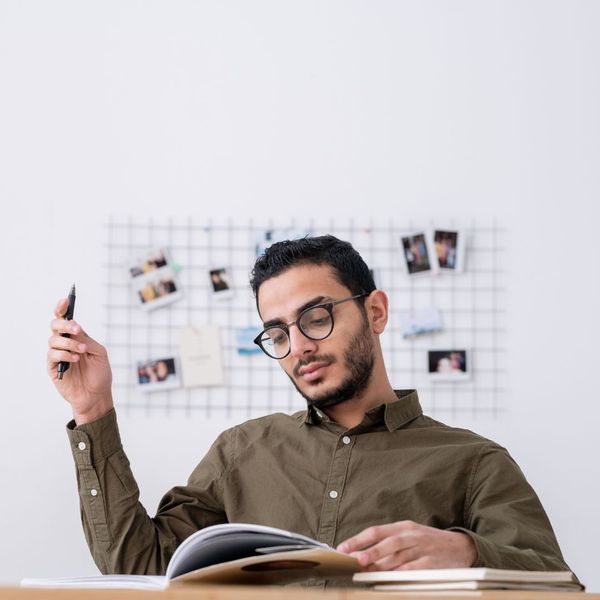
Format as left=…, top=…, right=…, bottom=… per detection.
left=224, top=410, right=306, bottom=445
left=405, top=413, right=507, bottom=454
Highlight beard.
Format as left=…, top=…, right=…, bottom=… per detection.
left=287, top=318, right=375, bottom=410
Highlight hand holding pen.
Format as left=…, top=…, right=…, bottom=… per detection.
left=47, top=287, right=114, bottom=425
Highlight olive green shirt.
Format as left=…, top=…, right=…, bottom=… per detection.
left=66, top=390, right=573, bottom=577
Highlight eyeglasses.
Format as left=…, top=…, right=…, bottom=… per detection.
left=253, top=293, right=368, bottom=360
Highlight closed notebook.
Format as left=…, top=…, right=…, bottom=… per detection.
left=354, top=567, right=582, bottom=592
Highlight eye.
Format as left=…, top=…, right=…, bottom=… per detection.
left=310, top=316, right=329, bottom=327
left=272, top=333, right=287, bottom=345
left=264, top=329, right=287, bottom=346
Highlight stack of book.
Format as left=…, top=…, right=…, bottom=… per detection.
left=353, top=568, right=583, bottom=592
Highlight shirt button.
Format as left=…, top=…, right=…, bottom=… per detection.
left=90, top=489, right=98, bottom=497
left=342, top=436, right=351, bottom=445
left=78, top=442, right=87, bottom=451
left=329, top=490, right=338, bottom=499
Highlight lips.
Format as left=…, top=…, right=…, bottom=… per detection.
left=298, top=362, right=330, bottom=382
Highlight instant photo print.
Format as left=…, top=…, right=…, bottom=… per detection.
left=399, top=231, right=438, bottom=277
left=398, top=308, right=443, bottom=338
left=136, top=356, right=181, bottom=392
left=427, top=349, right=470, bottom=381
left=209, top=267, right=233, bottom=300
left=129, top=248, right=169, bottom=277
left=129, top=247, right=183, bottom=310
left=434, top=229, right=466, bottom=273
left=236, top=326, right=263, bottom=356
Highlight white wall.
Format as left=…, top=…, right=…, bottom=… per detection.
left=1, top=0, right=599, bottom=590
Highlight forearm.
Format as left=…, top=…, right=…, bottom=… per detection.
left=449, top=527, right=572, bottom=572
left=460, top=444, right=578, bottom=579
left=68, top=409, right=229, bottom=575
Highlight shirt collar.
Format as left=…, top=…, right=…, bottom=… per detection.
left=301, top=389, right=422, bottom=431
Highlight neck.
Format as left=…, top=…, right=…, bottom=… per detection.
left=321, top=362, right=397, bottom=429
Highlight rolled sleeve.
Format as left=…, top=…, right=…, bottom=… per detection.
left=448, top=443, right=577, bottom=578
left=66, top=409, right=230, bottom=575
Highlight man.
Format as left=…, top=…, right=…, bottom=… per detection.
left=47, top=235, right=572, bottom=576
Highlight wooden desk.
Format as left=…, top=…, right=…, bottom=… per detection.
left=0, top=586, right=597, bottom=600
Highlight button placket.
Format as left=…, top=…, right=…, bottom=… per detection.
left=316, top=433, right=355, bottom=547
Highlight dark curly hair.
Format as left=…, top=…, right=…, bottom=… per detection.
left=250, top=235, right=376, bottom=307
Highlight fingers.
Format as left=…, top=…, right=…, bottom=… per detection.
left=47, top=348, right=81, bottom=369
left=48, top=334, right=87, bottom=355
left=351, top=533, right=418, bottom=568
left=49, top=318, right=105, bottom=354
left=50, top=316, right=82, bottom=336
left=337, top=524, right=389, bottom=554
left=396, top=557, right=432, bottom=571
left=338, top=521, right=415, bottom=554
left=367, top=546, right=420, bottom=571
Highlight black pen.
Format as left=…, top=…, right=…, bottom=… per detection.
left=57, top=284, right=77, bottom=380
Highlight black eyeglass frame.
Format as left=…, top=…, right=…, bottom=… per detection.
left=253, top=292, right=369, bottom=360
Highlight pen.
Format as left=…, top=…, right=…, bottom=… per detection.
left=57, top=284, right=76, bottom=380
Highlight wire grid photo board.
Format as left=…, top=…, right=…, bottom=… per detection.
left=104, top=218, right=507, bottom=419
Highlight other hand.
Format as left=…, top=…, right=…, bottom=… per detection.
left=337, top=520, right=476, bottom=571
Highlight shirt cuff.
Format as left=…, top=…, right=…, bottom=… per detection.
left=446, top=526, right=491, bottom=568
left=66, top=408, right=122, bottom=466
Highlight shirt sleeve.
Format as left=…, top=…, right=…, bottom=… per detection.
left=447, top=443, right=578, bottom=578
left=67, top=408, right=231, bottom=575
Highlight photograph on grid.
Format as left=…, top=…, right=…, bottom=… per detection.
left=236, top=325, right=264, bottom=355
left=136, top=356, right=181, bottom=392
left=399, top=231, right=438, bottom=277
left=434, top=229, right=466, bottom=272
left=427, top=349, right=470, bottom=381
left=398, top=307, right=443, bottom=338
left=209, top=267, right=233, bottom=300
left=128, top=247, right=183, bottom=310
left=129, top=247, right=171, bottom=277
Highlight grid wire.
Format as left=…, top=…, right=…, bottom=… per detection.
left=103, top=218, right=507, bottom=419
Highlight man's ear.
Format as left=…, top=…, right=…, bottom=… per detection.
left=367, top=290, right=388, bottom=334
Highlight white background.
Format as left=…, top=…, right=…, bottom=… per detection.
left=0, top=0, right=599, bottom=590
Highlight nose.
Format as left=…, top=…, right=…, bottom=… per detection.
left=288, top=325, right=318, bottom=358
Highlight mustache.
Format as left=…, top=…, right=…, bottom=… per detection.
left=293, top=354, right=336, bottom=377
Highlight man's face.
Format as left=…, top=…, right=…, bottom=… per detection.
left=257, top=264, right=375, bottom=409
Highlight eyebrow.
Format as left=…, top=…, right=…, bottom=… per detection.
left=262, top=296, right=328, bottom=328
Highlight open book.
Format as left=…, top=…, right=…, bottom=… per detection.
left=353, top=567, right=583, bottom=592
left=22, top=523, right=359, bottom=589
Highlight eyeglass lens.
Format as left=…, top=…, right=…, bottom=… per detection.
left=259, top=305, right=333, bottom=358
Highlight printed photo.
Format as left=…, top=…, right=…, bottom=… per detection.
left=129, top=248, right=169, bottom=278
left=398, top=308, right=443, bottom=338
left=135, top=276, right=182, bottom=310
left=236, top=326, right=263, bottom=356
left=209, top=267, right=233, bottom=300
left=137, top=357, right=181, bottom=392
left=129, top=247, right=183, bottom=310
left=434, top=230, right=465, bottom=272
left=427, top=349, right=470, bottom=381
left=400, top=232, right=438, bottom=276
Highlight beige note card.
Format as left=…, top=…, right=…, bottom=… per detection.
left=179, top=325, right=224, bottom=387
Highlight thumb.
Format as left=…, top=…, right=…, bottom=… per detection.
left=54, top=298, right=70, bottom=319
